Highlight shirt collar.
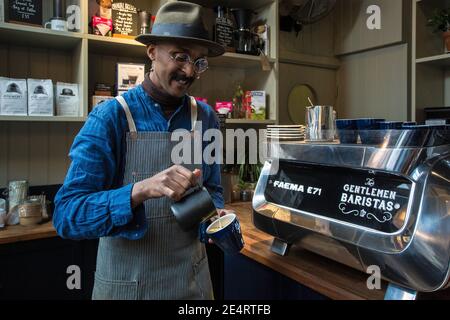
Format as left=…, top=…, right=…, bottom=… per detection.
left=137, top=85, right=189, bottom=121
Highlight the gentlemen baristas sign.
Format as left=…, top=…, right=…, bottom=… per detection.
left=264, top=161, right=412, bottom=233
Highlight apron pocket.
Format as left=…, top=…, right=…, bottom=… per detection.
left=193, top=255, right=214, bottom=300
left=92, top=273, right=138, bottom=300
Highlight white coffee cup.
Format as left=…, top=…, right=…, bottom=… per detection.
left=0, top=209, right=6, bottom=228
left=45, top=18, right=68, bottom=32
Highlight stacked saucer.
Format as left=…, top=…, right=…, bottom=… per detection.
left=266, top=125, right=306, bottom=141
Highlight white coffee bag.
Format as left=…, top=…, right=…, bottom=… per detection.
left=0, top=77, right=28, bottom=116
left=27, top=79, right=54, bottom=116
left=56, top=82, right=79, bottom=116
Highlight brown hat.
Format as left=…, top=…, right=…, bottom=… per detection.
left=135, top=1, right=225, bottom=57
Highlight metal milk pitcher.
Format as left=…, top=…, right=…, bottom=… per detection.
left=306, top=105, right=336, bottom=142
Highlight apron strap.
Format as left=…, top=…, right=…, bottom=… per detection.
left=190, top=96, right=198, bottom=133
left=116, top=95, right=138, bottom=140
left=116, top=95, right=197, bottom=136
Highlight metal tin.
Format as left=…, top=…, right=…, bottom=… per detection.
left=18, top=199, right=42, bottom=226
left=6, top=180, right=28, bottom=212
left=18, top=199, right=42, bottom=218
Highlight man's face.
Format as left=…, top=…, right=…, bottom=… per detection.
left=147, top=43, right=208, bottom=98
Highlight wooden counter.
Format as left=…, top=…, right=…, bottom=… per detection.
left=1, top=203, right=447, bottom=300
left=0, top=204, right=385, bottom=299
left=0, top=221, right=57, bottom=245
left=225, top=202, right=387, bottom=300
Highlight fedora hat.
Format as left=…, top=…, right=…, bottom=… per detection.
left=135, top=1, right=225, bottom=57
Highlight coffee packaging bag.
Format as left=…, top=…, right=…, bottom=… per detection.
left=27, top=79, right=54, bottom=116
left=56, top=82, right=79, bottom=116
left=0, top=77, right=27, bottom=116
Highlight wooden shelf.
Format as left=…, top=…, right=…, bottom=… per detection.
left=210, top=52, right=275, bottom=69
left=0, top=116, right=87, bottom=122
left=226, top=119, right=276, bottom=124
left=279, top=51, right=341, bottom=70
left=0, top=22, right=82, bottom=50
left=85, top=35, right=276, bottom=68
left=86, top=33, right=276, bottom=67
left=416, top=54, right=450, bottom=67
left=186, top=0, right=275, bottom=10
left=86, top=34, right=147, bottom=58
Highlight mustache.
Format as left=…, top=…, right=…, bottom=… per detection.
left=171, top=73, right=195, bottom=84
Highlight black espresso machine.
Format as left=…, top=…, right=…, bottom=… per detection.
left=253, top=128, right=450, bottom=299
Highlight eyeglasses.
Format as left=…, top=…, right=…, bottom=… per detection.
left=164, top=49, right=209, bottom=74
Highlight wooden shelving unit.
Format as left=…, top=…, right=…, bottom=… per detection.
left=0, top=116, right=87, bottom=122
left=416, top=54, right=450, bottom=67
left=225, top=119, right=277, bottom=124
left=412, top=0, right=450, bottom=122
left=0, top=0, right=279, bottom=188
left=0, top=0, right=279, bottom=124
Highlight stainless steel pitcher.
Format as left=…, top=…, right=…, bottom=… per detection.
left=305, top=105, right=336, bottom=142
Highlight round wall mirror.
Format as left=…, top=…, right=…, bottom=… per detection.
left=288, top=84, right=316, bottom=124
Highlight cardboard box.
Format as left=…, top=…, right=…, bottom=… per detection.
left=245, top=91, right=266, bottom=120
left=94, top=90, right=112, bottom=96
left=116, top=62, right=145, bottom=91
left=92, top=95, right=114, bottom=109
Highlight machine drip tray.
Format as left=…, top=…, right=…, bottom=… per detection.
left=271, top=238, right=291, bottom=256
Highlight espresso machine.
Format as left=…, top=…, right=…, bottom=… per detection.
left=253, top=127, right=450, bottom=299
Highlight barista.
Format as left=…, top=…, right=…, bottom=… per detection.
left=54, top=2, right=227, bottom=300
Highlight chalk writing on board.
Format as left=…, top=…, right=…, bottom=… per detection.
left=112, top=2, right=138, bottom=36
left=8, top=0, right=43, bottom=25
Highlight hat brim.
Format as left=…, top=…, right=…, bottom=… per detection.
left=135, top=34, right=225, bottom=57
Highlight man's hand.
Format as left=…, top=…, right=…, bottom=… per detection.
left=132, top=166, right=201, bottom=208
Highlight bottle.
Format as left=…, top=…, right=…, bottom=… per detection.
left=232, top=84, right=244, bottom=119
left=138, top=10, right=151, bottom=35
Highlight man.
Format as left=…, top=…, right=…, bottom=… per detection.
left=53, top=2, right=226, bottom=300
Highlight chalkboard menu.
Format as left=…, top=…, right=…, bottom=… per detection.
left=112, top=2, right=138, bottom=38
left=264, top=160, right=412, bottom=233
left=214, top=16, right=234, bottom=48
left=6, top=0, right=42, bottom=26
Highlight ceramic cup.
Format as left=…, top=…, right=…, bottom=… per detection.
left=336, top=119, right=358, bottom=144
left=356, top=118, right=385, bottom=145
left=205, top=214, right=244, bottom=255
left=45, top=18, right=68, bottom=31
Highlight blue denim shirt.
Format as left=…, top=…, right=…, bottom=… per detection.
left=53, top=85, right=224, bottom=240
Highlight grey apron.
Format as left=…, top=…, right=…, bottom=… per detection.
left=92, top=95, right=214, bottom=300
